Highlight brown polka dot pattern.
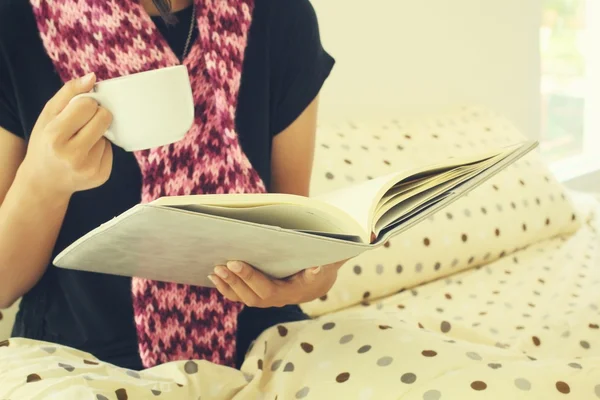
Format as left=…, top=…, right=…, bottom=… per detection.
left=322, top=322, right=335, bottom=330
left=115, top=388, right=128, bottom=400
left=277, top=325, right=288, bottom=337
left=1, top=108, right=598, bottom=400
left=421, top=350, right=437, bottom=357
left=357, top=345, right=371, bottom=354
left=304, top=111, right=581, bottom=321
left=300, top=343, right=314, bottom=353
left=26, top=374, right=42, bottom=383
left=556, top=381, right=570, bottom=394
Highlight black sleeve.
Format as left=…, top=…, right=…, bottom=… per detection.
left=269, top=0, right=335, bottom=136
left=0, top=41, right=23, bottom=138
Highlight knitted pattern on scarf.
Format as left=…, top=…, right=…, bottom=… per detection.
left=30, top=0, right=264, bottom=368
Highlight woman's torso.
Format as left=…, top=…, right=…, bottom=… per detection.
left=0, top=0, right=333, bottom=369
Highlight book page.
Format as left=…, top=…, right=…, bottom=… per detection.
left=314, top=172, right=402, bottom=236
left=377, top=191, right=452, bottom=237
left=150, top=143, right=521, bottom=245
left=373, top=174, right=469, bottom=234
left=379, top=175, right=440, bottom=204
left=152, top=193, right=370, bottom=242
left=373, top=152, right=505, bottom=234
left=374, top=141, right=539, bottom=244
left=376, top=165, right=478, bottom=214
left=314, top=145, right=511, bottom=237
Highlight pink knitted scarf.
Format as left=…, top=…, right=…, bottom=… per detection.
left=30, top=0, right=265, bottom=368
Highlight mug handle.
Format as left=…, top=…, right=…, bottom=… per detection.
left=70, top=92, right=117, bottom=143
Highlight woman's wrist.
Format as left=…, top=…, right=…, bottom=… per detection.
left=13, top=159, right=72, bottom=209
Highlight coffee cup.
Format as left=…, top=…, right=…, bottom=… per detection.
left=71, top=65, right=194, bottom=152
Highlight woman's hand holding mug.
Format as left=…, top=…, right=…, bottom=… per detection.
left=20, top=73, right=113, bottom=199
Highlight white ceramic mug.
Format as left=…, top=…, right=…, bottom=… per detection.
left=71, top=65, right=195, bottom=152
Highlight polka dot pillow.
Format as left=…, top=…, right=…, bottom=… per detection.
left=302, top=106, right=581, bottom=317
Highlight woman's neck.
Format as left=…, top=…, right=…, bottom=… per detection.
left=141, top=0, right=193, bottom=16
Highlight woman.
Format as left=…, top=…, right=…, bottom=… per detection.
left=0, top=0, right=341, bottom=370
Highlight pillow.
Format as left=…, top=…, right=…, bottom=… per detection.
left=301, top=106, right=581, bottom=317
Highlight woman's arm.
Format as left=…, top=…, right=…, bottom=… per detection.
left=269, top=96, right=319, bottom=196
left=0, top=74, right=113, bottom=308
left=0, top=127, right=70, bottom=308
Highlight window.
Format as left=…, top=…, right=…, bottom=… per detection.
left=540, top=0, right=598, bottom=171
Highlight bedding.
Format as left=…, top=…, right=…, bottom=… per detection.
left=1, top=192, right=598, bottom=399
left=304, top=106, right=581, bottom=316
left=1, top=107, right=598, bottom=399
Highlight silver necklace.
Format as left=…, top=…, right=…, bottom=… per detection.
left=181, top=2, right=196, bottom=59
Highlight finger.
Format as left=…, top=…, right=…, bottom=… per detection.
left=86, top=138, right=111, bottom=175
left=97, top=139, right=113, bottom=179
left=214, top=265, right=262, bottom=307
left=290, top=265, right=331, bottom=293
left=226, top=261, right=276, bottom=300
left=288, top=267, right=336, bottom=304
left=69, top=106, right=113, bottom=151
left=41, top=73, right=97, bottom=121
left=49, top=97, right=100, bottom=142
left=284, top=272, right=316, bottom=304
left=208, top=274, right=241, bottom=303
left=86, top=137, right=106, bottom=168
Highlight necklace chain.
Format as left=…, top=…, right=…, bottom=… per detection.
left=181, top=2, right=196, bottom=60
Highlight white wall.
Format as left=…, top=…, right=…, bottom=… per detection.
left=313, top=0, right=542, bottom=140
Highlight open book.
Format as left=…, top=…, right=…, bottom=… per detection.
left=53, top=141, right=537, bottom=286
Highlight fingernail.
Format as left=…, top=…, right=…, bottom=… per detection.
left=207, top=275, right=217, bottom=285
left=227, top=261, right=243, bottom=273
left=214, top=266, right=229, bottom=280
left=80, top=72, right=95, bottom=85
left=311, top=266, right=322, bottom=275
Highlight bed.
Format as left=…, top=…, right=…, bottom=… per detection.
left=1, top=107, right=599, bottom=399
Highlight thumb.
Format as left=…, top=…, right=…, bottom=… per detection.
left=303, top=266, right=321, bottom=284
left=45, top=72, right=97, bottom=118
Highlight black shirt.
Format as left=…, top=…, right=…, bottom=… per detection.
left=0, top=0, right=334, bottom=370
